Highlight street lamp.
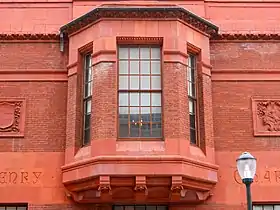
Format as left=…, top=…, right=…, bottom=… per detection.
left=236, top=152, right=257, bottom=210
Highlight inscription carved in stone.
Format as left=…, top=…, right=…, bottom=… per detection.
left=0, top=99, right=25, bottom=137
left=252, top=97, right=280, bottom=136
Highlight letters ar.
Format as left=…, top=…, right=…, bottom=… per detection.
left=0, top=171, right=42, bottom=184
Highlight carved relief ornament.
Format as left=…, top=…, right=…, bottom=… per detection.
left=0, top=99, right=25, bottom=137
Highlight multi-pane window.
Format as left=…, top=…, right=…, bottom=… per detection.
left=82, top=54, right=92, bottom=145
left=187, top=53, right=198, bottom=145
left=254, top=205, right=280, bottom=210
left=118, top=46, right=162, bottom=138
left=114, top=205, right=167, bottom=210
left=0, top=206, right=27, bottom=210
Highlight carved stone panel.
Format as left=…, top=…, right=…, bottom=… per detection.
left=252, top=97, right=280, bottom=136
left=0, top=99, right=26, bottom=137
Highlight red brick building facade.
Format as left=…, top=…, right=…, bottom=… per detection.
left=0, top=1, right=280, bottom=210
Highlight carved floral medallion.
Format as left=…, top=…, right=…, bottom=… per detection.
left=0, top=99, right=25, bottom=137
left=252, top=97, right=280, bottom=136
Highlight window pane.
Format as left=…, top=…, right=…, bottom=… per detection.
left=141, top=107, right=150, bottom=122
left=140, top=47, right=150, bottom=59
left=135, top=206, right=145, bottom=210
left=189, top=99, right=195, bottom=114
left=85, top=66, right=92, bottom=82
left=125, top=206, right=134, bottom=210
left=119, top=93, right=128, bottom=106
left=130, top=107, right=139, bottom=123
left=141, top=123, right=151, bottom=137
left=119, top=107, right=129, bottom=115
left=130, top=123, right=139, bottom=137
left=85, top=100, right=91, bottom=114
left=114, top=207, right=123, bottom=210
left=119, top=76, right=128, bottom=90
left=151, top=48, right=161, bottom=59
left=17, top=207, right=27, bottom=210
left=151, top=76, right=161, bottom=90
left=147, top=206, right=157, bottom=210
left=190, top=55, right=196, bottom=69
left=152, top=107, right=161, bottom=122
left=119, top=107, right=129, bottom=137
left=264, top=206, right=273, bottom=210
left=141, top=93, right=150, bottom=106
left=85, top=82, right=92, bottom=97
left=85, top=114, right=91, bottom=129
left=130, top=93, right=139, bottom=106
left=130, top=47, right=139, bottom=59
left=151, top=93, right=161, bottom=106
left=84, top=128, right=90, bottom=144
left=0, top=208, right=4, bottom=210
left=190, top=114, right=196, bottom=129
left=151, top=61, right=161, bottom=74
left=152, top=124, right=161, bottom=137
left=140, top=76, right=150, bottom=90
left=140, top=60, right=150, bottom=74
left=130, top=76, right=139, bottom=90
left=130, top=61, right=139, bottom=74
left=274, top=205, right=280, bottom=210
left=119, top=61, right=129, bottom=74
left=253, top=207, right=262, bottom=210
left=190, top=128, right=196, bottom=144
left=7, top=208, right=17, bottom=210
left=157, top=206, right=167, bottom=210
left=119, top=47, right=128, bottom=59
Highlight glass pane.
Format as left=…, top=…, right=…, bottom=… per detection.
left=130, top=47, right=139, bottom=59
left=119, top=47, right=129, bottom=59
left=85, top=82, right=92, bottom=97
left=141, top=107, right=150, bottom=122
left=147, top=206, right=157, bottom=210
left=151, top=93, right=161, bottom=106
left=152, top=124, right=161, bottom=137
left=7, top=208, right=17, bottom=210
left=119, top=61, right=129, bottom=74
left=157, top=206, right=167, bottom=210
left=125, top=206, right=134, bottom=210
left=190, top=128, right=196, bottom=144
left=151, top=48, right=161, bottom=59
left=140, top=47, right=150, bottom=59
left=84, top=128, right=90, bottom=144
left=119, top=93, right=128, bottom=106
left=140, top=76, right=150, bottom=90
left=84, top=114, right=90, bottom=129
left=152, top=107, right=161, bottom=122
left=140, top=60, right=150, bottom=74
left=264, top=206, right=273, bottom=210
left=85, top=100, right=91, bottom=114
left=141, top=93, right=150, bottom=106
left=190, top=54, right=196, bottom=69
left=85, top=54, right=91, bottom=69
left=0, top=208, right=5, bottom=210
left=130, top=123, right=139, bottom=137
left=119, top=107, right=129, bottom=115
left=190, top=114, right=196, bottom=129
left=119, top=76, right=128, bottom=90
left=130, top=107, right=139, bottom=123
left=130, top=76, right=139, bottom=90
left=274, top=205, right=280, bottom=210
left=253, top=207, right=262, bottom=210
left=135, top=206, right=146, bottom=210
left=119, top=107, right=129, bottom=137
left=130, top=93, right=139, bottom=106
left=85, top=66, right=92, bottom=82
left=141, top=123, right=151, bottom=137
left=17, top=207, right=27, bottom=210
left=119, top=122, right=129, bottom=137
left=114, top=206, right=123, bottom=210
left=189, top=99, right=195, bottom=114
left=151, top=61, right=161, bottom=74
left=151, top=76, right=161, bottom=90
left=191, top=68, right=195, bottom=82
left=130, top=61, right=139, bottom=74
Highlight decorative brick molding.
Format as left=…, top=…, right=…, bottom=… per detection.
left=252, top=97, right=280, bottom=136
left=0, top=98, right=26, bottom=137
left=60, top=5, right=218, bottom=36
left=0, top=34, right=59, bottom=41
left=211, top=33, right=280, bottom=41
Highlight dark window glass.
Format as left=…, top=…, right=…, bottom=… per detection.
left=83, top=54, right=92, bottom=145
left=114, top=206, right=167, bottom=210
left=188, top=54, right=198, bottom=145
left=118, top=46, right=162, bottom=138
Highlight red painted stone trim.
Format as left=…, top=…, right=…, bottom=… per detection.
left=0, top=34, right=59, bottom=41
left=252, top=96, right=280, bottom=136
left=211, top=33, right=280, bottom=41
left=0, top=98, right=26, bottom=138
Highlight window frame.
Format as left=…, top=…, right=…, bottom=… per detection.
left=81, top=53, right=93, bottom=146
left=253, top=204, right=280, bottom=210
left=187, top=44, right=201, bottom=147
left=117, top=44, right=163, bottom=140
left=0, top=204, right=28, bottom=210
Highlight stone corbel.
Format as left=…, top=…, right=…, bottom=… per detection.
left=170, top=176, right=186, bottom=200
left=134, top=176, right=148, bottom=200
left=97, top=176, right=112, bottom=198
left=196, top=191, right=212, bottom=201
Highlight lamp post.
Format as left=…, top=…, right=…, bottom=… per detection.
left=236, top=152, right=257, bottom=210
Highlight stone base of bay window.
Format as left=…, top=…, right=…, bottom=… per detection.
left=62, top=155, right=218, bottom=204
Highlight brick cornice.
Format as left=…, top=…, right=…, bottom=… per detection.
left=59, top=5, right=219, bottom=36
left=0, top=33, right=59, bottom=41
left=211, top=33, right=280, bottom=41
